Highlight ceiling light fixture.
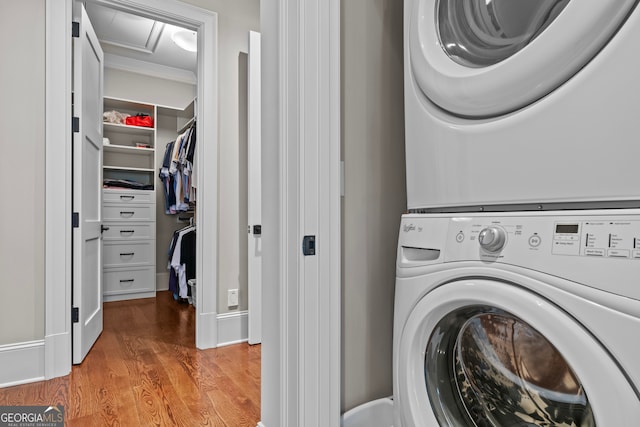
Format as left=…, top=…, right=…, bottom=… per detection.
left=171, top=29, right=197, bottom=53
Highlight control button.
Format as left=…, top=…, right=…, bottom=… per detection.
left=528, top=234, right=541, bottom=247
left=584, top=248, right=605, bottom=257
left=478, top=226, right=506, bottom=252
left=456, top=232, right=465, bottom=243
left=608, top=249, right=630, bottom=258
left=555, top=235, right=579, bottom=241
left=633, top=250, right=640, bottom=259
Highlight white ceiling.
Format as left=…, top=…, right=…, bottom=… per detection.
left=85, top=2, right=197, bottom=83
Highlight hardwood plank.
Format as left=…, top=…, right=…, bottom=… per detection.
left=0, top=292, right=261, bottom=426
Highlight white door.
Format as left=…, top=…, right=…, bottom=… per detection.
left=408, top=0, right=637, bottom=116
left=247, top=31, right=262, bottom=345
left=395, top=279, right=640, bottom=426
left=72, top=3, right=104, bottom=364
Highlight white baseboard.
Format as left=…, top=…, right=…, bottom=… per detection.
left=217, top=310, right=248, bottom=347
left=156, top=272, right=170, bottom=291
left=0, top=340, right=45, bottom=388
left=196, top=310, right=218, bottom=350
left=44, top=332, right=71, bottom=380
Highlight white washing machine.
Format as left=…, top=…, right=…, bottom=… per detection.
left=393, top=210, right=640, bottom=426
left=404, top=0, right=640, bottom=210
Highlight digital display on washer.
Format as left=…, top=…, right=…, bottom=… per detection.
left=556, top=224, right=579, bottom=234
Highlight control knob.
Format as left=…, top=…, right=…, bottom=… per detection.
left=478, top=226, right=506, bottom=252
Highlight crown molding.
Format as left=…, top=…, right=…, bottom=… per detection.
left=104, top=53, right=196, bottom=84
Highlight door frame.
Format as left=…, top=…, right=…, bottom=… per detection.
left=44, top=0, right=219, bottom=375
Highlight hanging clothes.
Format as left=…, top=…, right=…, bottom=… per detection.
left=159, top=140, right=176, bottom=214
left=158, top=121, right=197, bottom=214
left=167, top=225, right=196, bottom=299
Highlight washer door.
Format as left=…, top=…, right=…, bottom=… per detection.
left=408, top=0, right=638, bottom=117
left=396, top=279, right=639, bottom=426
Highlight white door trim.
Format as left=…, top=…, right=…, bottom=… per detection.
left=247, top=30, right=262, bottom=345
left=44, top=0, right=219, bottom=379
left=45, top=0, right=73, bottom=380
left=260, top=0, right=340, bottom=425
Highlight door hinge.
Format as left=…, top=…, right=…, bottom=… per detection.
left=72, top=117, right=79, bottom=133
left=72, top=22, right=80, bottom=38
left=72, top=307, right=79, bottom=323
left=72, top=212, right=79, bottom=228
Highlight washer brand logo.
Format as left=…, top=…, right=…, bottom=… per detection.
left=403, top=224, right=416, bottom=232
left=0, top=406, right=64, bottom=427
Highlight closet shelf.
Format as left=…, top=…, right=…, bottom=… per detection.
left=104, top=122, right=155, bottom=135
left=104, top=165, right=155, bottom=172
left=104, top=144, right=154, bottom=154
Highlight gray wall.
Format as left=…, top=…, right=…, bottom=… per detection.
left=0, top=0, right=46, bottom=345
left=341, top=0, right=406, bottom=412
left=105, top=69, right=195, bottom=109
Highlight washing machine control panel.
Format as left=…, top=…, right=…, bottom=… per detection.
left=444, top=215, right=640, bottom=261
left=399, top=211, right=640, bottom=300
left=551, top=220, right=640, bottom=259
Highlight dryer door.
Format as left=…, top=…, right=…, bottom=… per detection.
left=408, top=0, right=638, bottom=117
left=396, top=279, right=639, bottom=426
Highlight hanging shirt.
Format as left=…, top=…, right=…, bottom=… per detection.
left=169, top=226, right=195, bottom=298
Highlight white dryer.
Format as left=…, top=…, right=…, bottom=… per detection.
left=404, top=0, right=640, bottom=210
left=393, top=210, right=640, bottom=426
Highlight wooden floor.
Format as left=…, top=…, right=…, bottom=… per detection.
left=0, top=292, right=261, bottom=426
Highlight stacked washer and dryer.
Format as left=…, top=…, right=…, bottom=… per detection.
left=395, top=0, right=640, bottom=426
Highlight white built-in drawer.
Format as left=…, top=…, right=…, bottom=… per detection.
left=103, top=241, right=153, bottom=267
left=104, top=266, right=155, bottom=295
left=103, top=204, right=154, bottom=221
left=102, top=222, right=153, bottom=241
left=103, top=190, right=154, bottom=204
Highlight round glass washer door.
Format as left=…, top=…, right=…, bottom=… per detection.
left=395, top=279, right=639, bottom=426
left=408, top=0, right=638, bottom=117
left=427, top=307, right=594, bottom=426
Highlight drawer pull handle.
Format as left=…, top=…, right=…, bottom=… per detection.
left=120, top=252, right=135, bottom=257
left=120, top=211, right=135, bottom=217
left=120, top=195, right=135, bottom=200
left=120, top=230, right=135, bottom=234
left=119, top=279, right=135, bottom=283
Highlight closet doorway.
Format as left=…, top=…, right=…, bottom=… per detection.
left=72, top=0, right=219, bottom=361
